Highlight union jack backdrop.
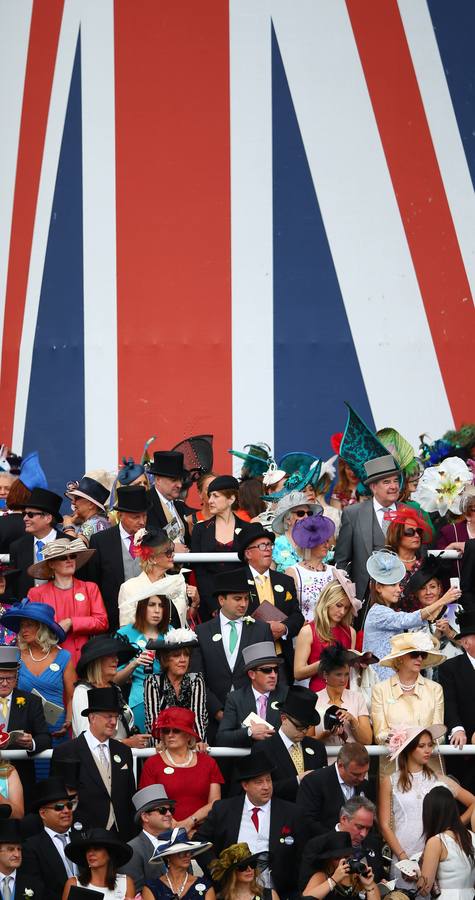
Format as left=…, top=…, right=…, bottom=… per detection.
left=0, top=0, right=474, bottom=497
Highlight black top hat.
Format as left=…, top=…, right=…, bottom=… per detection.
left=455, top=608, right=475, bottom=639
left=114, top=485, right=149, bottom=513
left=76, top=634, right=136, bottom=678
left=50, top=758, right=81, bottom=790
left=81, top=686, right=123, bottom=717
left=148, top=451, right=186, bottom=479
left=235, top=750, right=275, bottom=782
left=0, top=819, right=22, bottom=844
left=213, top=568, right=251, bottom=597
left=20, top=487, right=64, bottom=522
left=236, top=523, right=275, bottom=561
left=32, top=776, right=70, bottom=811
left=65, top=477, right=110, bottom=511
left=278, top=685, right=321, bottom=727
left=65, top=828, right=133, bottom=869
left=406, top=557, right=450, bottom=595
left=207, top=475, right=240, bottom=495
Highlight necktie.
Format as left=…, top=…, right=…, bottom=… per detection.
left=2, top=876, right=11, bottom=900
left=257, top=694, right=268, bottom=719
left=128, top=535, right=137, bottom=558
left=98, top=743, right=110, bottom=772
left=57, top=832, right=73, bottom=876
left=256, top=574, right=272, bottom=604
left=36, top=539, right=45, bottom=560
left=380, top=508, right=393, bottom=536
left=0, top=698, right=8, bottom=718
left=228, top=621, right=238, bottom=653
left=251, top=807, right=260, bottom=832
left=289, top=742, right=305, bottom=776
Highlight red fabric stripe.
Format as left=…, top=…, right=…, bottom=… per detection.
left=346, top=0, right=474, bottom=425
left=0, top=0, right=64, bottom=444
left=114, top=1, right=232, bottom=470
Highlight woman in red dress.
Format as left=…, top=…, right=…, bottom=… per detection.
left=139, top=707, right=224, bottom=835
left=294, top=580, right=357, bottom=692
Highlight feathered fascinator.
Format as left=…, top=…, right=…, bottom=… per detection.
left=383, top=505, right=433, bottom=543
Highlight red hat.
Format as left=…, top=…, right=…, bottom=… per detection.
left=384, top=505, right=432, bottom=543
left=152, top=706, right=200, bottom=741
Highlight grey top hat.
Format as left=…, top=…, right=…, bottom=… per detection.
left=363, top=454, right=399, bottom=485
left=242, top=641, right=283, bottom=672
left=0, top=647, right=20, bottom=670
left=132, top=785, right=175, bottom=823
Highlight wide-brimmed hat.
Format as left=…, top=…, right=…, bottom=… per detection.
left=76, top=634, right=136, bottom=678
left=132, top=785, right=176, bottom=823
left=80, top=686, right=123, bottom=717
left=271, top=491, right=323, bottom=535
left=27, top=538, right=95, bottom=580
left=114, top=485, right=149, bottom=513
left=305, top=831, right=352, bottom=862
left=292, top=514, right=335, bottom=550
left=118, top=457, right=146, bottom=486
left=152, top=706, right=199, bottom=740
left=148, top=451, right=186, bottom=479
left=278, top=685, right=320, bottom=727
left=388, top=723, right=447, bottom=761
left=383, top=506, right=433, bottom=543
left=210, top=843, right=270, bottom=882
left=366, top=549, right=406, bottom=584
left=118, top=572, right=189, bottom=628
left=65, top=477, right=110, bottom=512
left=242, top=641, right=283, bottom=672
left=378, top=632, right=445, bottom=669
left=213, top=568, right=251, bottom=597
left=19, top=451, right=48, bottom=491
left=149, top=827, right=212, bottom=862
left=19, top=487, right=63, bottom=522
left=235, top=750, right=275, bottom=782
left=0, top=647, right=20, bottom=670
left=149, top=628, right=198, bottom=655
left=363, top=454, right=399, bottom=486
left=0, top=820, right=22, bottom=842
left=455, top=608, right=475, bottom=639
left=65, top=828, right=133, bottom=868
left=32, top=776, right=70, bottom=811
left=406, top=557, right=450, bottom=596
left=236, top=524, right=275, bottom=561
left=0, top=599, right=66, bottom=644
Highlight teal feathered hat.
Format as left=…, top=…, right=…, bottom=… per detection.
left=269, top=452, right=322, bottom=501
left=228, top=443, right=272, bottom=478
left=339, top=404, right=391, bottom=489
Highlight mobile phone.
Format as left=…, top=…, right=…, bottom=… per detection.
left=450, top=577, right=460, bottom=590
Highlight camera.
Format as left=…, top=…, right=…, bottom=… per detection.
left=324, top=705, right=346, bottom=731
left=347, top=858, right=370, bottom=877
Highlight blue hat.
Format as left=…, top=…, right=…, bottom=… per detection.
left=118, top=457, right=145, bottom=486
left=366, top=549, right=405, bottom=584
left=150, top=827, right=212, bottom=861
left=0, top=599, right=66, bottom=644
left=19, top=452, right=48, bottom=490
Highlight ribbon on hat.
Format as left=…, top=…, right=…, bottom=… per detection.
left=388, top=725, right=410, bottom=756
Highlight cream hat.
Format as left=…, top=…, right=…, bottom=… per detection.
left=378, top=631, right=445, bottom=670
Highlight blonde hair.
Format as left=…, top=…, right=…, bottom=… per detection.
left=18, top=623, right=59, bottom=653
left=314, top=581, right=352, bottom=642
left=85, top=659, right=106, bottom=686
left=220, top=870, right=263, bottom=900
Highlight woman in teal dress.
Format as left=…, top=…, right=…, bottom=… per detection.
left=117, top=580, right=174, bottom=732
left=0, top=599, right=76, bottom=779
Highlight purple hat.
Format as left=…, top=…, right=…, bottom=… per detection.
left=292, top=514, right=335, bottom=549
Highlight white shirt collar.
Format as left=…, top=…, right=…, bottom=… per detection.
left=142, top=829, right=160, bottom=849
left=35, top=529, right=57, bottom=544
left=219, top=611, right=243, bottom=627
left=84, top=729, right=110, bottom=755
left=155, top=488, right=175, bottom=510
left=0, top=872, right=16, bottom=885
left=373, top=498, right=396, bottom=513
left=249, top=564, right=270, bottom=580
left=119, top=522, right=133, bottom=542
left=465, top=652, right=475, bottom=670
left=278, top=727, right=295, bottom=751
left=45, top=826, right=70, bottom=842
left=244, top=795, right=271, bottom=813
left=252, top=686, right=270, bottom=703
left=335, top=762, right=352, bottom=790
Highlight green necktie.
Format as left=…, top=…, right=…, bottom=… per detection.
left=228, top=620, right=238, bottom=653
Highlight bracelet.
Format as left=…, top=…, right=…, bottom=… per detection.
left=327, top=877, right=336, bottom=891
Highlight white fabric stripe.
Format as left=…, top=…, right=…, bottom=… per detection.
left=80, top=0, right=118, bottom=472
left=271, top=0, right=453, bottom=446
left=398, top=0, right=475, bottom=304
left=13, top=1, right=81, bottom=451
left=0, top=0, right=32, bottom=370
left=229, top=0, right=274, bottom=468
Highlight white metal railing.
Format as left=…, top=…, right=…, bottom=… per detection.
left=0, top=553, right=240, bottom=564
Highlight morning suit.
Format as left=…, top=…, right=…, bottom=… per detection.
left=9, top=528, right=67, bottom=599
left=4, top=688, right=51, bottom=811
left=296, top=762, right=374, bottom=841
left=52, top=732, right=136, bottom=840
left=190, top=515, right=251, bottom=619
left=438, top=651, right=475, bottom=791
left=122, top=831, right=162, bottom=890
left=84, top=525, right=141, bottom=630
left=146, top=489, right=191, bottom=546
left=21, top=829, right=71, bottom=900
left=7, top=871, right=45, bottom=899
left=334, top=500, right=388, bottom=603
left=260, top=733, right=327, bottom=802
left=195, top=794, right=298, bottom=898
left=245, top=565, right=304, bottom=682
left=216, top=683, right=288, bottom=747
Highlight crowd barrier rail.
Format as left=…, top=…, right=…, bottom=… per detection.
left=0, top=552, right=240, bottom=564
left=3, top=745, right=475, bottom=760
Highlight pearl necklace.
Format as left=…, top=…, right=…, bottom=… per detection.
left=164, top=748, right=193, bottom=767
left=28, top=646, right=51, bottom=662
left=399, top=555, right=416, bottom=565
left=397, top=678, right=417, bottom=692
left=165, top=870, right=189, bottom=897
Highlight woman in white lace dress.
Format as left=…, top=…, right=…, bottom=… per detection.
left=419, top=786, right=475, bottom=899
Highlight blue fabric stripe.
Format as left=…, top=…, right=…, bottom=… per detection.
left=23, top=34, right=84, bottom=504
left=271, top=25, right=374, bottom=459
left=427, top=0, right=475, bottom=190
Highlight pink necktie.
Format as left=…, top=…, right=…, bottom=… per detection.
left=128, top=535, right=137, bottom=558
left=257, top=694, right=268, bottom=719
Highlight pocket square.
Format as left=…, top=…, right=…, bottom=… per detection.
left=121, top=763, right=128, bottom=770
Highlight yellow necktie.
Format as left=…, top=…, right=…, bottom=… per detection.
left=0, top=698, right=8, bottom=719
left=256, top=574, right=273, bottom=604
left=289, top=742, right=305, bottom=776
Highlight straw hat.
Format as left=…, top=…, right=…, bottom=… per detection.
left=388, top=723, right=447, bottom=761
left=27, top=538, right=94, bottom=580
left=378, top=631, right=445, bottom=669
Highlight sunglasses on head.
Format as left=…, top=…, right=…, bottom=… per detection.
left=403, top=527, right=424, bottom=537
left=256, top=665, right=279, bottom=674
left=294, top=509, right=312, bottom=518
left=408, top=651, right=428, bottom=659
left=46, top=799, right=77, bottom=811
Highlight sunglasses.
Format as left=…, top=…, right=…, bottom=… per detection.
left=55, top=554, right=78, bottom=562
left=158, top=548, right=175, bottom=558
left=294, top=509, right=312, bottom=518
left=408, top=651, right=428, bottom=659
left=23, top=511, right=45, bottom=519
left=236, top=862, right=254, bottom=872
left=151, top=806, right=173, bottom=815
left=256, top=666, right=279, bottom=674
left=45, top=799, right=77, bottom=811
left=403, top=527, right=424, bottom=537
left=160, top=727, right=183, bottom=735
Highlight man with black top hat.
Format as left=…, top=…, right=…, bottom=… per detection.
left=192, top=570, right=272, bottom=738
left=52, top=687, right=136, bottom=840
left=20, top=776, right=78, bottom=900
left=335, top=455, right=401, bottom=604
left=9, top=487, right=67, bottom=598
left=195, top=749, right=297, bottom=898
left=20, top=760, right=83, bottom=839
left=0, top=819, right=45, bottom=900
left=438, top=607, right=475, bottom=791
left=237, top=523, right=303, bottom=682
left=216, top=641, right=288, bottom=748
left=0, top=646, right=51, bottom=810
left=146, top=451, right=190, bottom=548
left=121, top=785, right=176, bottom=890
left=256, top=686, right=327, bottom=802
left=84, top=486, right=148, bottom=630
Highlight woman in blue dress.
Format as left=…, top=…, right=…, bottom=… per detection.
left=0, top=599, right=76, bottom=778
left=142, top=827, right=215, bottom=900
left=117, top=581, right=174, bottom=732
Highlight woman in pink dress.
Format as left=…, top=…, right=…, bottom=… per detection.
left=27, top=538, right=108, bottom=667
left=294, top=579, right=358, bottom=692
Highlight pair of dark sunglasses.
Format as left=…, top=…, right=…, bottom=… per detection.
left=294, top=509, right=312, bottom=518
left=22, top=510, right=45, bottom=518
left=160, top=727, right=183, bottom=735
left=408, top=651, right=428, bottom=659
left=403, top=527, right=424, bottom=537
left=45, top=799, right=78, bottom=811
left=236, top=861, right=255, bottom=872
left=256, top=666, right=279, bottom=674
left=55, top=554, right=78, bottom=561
left=151, top=805, right=173, bottom=815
